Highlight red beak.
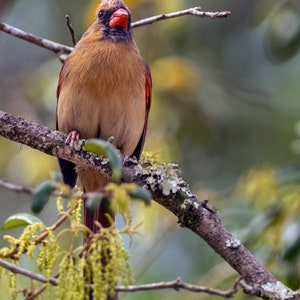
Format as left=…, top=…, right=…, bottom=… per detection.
left=109, top=8, right=129, bottom=30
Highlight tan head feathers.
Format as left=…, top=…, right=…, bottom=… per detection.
left=98, top=0, right=128, bottom=10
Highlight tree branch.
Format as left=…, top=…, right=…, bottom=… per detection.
left=131, top=7, right=231, bottom=28
left=0, top=7, right=230, bottom=61
left=0, top=258, right=57, bottom=286
left=1, top=210, right=70, bottom=259
left=0, top=178, right=100, bottom=201
left=0, top=110, right=298, bottom=300
left=0, top=178, right=33, bottom=195
left=117, top=277, right=240, bottom=297
left=0, top=257, right=239, bottom=298
left=65, top=15, right=76, bottom=46
left=0, top=22, right=72, bottom=62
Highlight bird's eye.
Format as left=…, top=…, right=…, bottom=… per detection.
left=98, top=10, right=104, bottom=18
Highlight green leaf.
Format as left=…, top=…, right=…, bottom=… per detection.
left=84, top=139, right=123, bottom=183
left=1, top=213, right=43, bottom=231
left=128, top=185, right=152, bottom=205
left=86, top=194, right=104, bottom=212
left=31, top=180, right=57, bottom=213
left=105, top=143, right=123, bottom=183
left=84, top=139, right=108, bottom=156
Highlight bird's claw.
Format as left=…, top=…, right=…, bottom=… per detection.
left=65, top=130, right=80, bottom=148
left=119, top=152, right=130, bottom=164
left=112, top=148, right=126, bottom=163
left=122, top=154, right=129, bottom=163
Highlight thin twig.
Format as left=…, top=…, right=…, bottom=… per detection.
left=0, top=259, right=239, bottom=300
left=132, top=7, right=231, bottom=28
left=25, top=272, right=61, bottom=300
left=65, top=15, right=76, bottom=46
left=0, top=7, right=230, bottom=63
left=0, top=178, right=33, bottom=195
left=2, top=210, right=70, bottom=259
left=25, top=241, right=89, bottom=300
left=0, top=178, right=72, bottom=263
left=0, top=258, right=57, bottom=285
left=0, top=178, right=107, bottom=206
left=25, top=284, right=46, bottom=300
left=0, top=22, right=72, bottom=62
left=116, top=277, right=241, bottom=298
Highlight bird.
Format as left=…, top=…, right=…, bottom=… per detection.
left=56, top=0, right=152, bottom=233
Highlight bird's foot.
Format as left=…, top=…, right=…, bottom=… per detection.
left=65, top=130, right=80, bottom=148
left=121, top=153, right=129, bottom=163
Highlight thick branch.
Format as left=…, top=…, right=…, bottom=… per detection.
left=0, top=110, right=298, bottom=300
left=0, top=110, right=111, bottom=178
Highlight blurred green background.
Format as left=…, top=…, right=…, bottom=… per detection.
left=1, top=0, right=300, bottom=299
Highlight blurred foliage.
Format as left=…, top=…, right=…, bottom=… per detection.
left=0, top=0, right=300, bottom=299
left=0, top=185, right=136, bottom=300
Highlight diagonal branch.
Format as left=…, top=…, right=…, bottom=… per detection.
left=0, top=258, right=57, bottom=285
left=0, top=178, right=33, bottom=195
left=0, top=110, right=298, bottom=300
left=132, top=7, right=231, bottom=28
left=0, top=22, right=72, bottom=62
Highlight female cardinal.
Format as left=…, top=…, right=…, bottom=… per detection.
left=56, top=0, right=152, bottom=232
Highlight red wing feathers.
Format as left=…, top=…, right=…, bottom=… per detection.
left=56, top=59, right=77, bottom=188
left=132, top=64, right=152, bottom=159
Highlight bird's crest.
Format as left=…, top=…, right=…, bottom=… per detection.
left=99, top=0, right=128, bottom=10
